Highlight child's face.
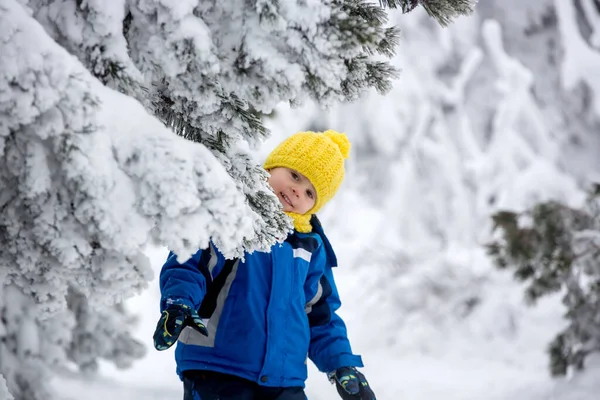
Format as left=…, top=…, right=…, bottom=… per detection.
left=267, top=167, right=317, bottom=215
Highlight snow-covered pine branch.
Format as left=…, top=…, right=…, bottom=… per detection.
left=1, top=0, right=252, bottom=309
left=0, top=0, right=254, bottom=397
left=380, top=0, right=477, bottom=27
left=25, top=0, right=402, bottom=253
left=27, top=0, right=146, bottom=100
left=2, top=0, right=404, bottom=398
left=487, top=186, right=600, bottom=376
left=0, top=374, right=12, bottom=400
left=66, top=288, right=146, bottom=373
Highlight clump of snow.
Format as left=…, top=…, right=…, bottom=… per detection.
left=555, top=0, right=600, bottom=118
left=0, top=375, right=13, bottom=400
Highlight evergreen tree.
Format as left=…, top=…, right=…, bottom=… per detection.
left=488, top=185, right=600, bottom=376
left=0, top=0, right=478, bottom=397
left=381, top=0, right=476, bottom=26
left=66, top=288, right=146, bottom=373
left=483, top=0, right=600, bottom=378
left=0, top=0, right=412, bottom=398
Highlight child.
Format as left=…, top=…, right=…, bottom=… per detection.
left=153, top=130, right=376, bottom=400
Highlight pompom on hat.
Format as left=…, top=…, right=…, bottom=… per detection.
left=264, top=130, right=351, bottom=231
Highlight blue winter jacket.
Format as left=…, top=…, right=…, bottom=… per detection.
left=159, top=217, right=363, bottom=388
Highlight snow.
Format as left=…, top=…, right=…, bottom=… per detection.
left=51, top=374, right=179, bottom=400
left=3, top=1, right=600, bottom=400
left=0, top=375, right=13, bottom=400
left=555, top=0, right=600, bottom=117
left=581, top=0, right=600, bottom=48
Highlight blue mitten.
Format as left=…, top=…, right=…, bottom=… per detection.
left=153, top=299, right=208, bottom=351
left=328, top=367, right=376, bottom=400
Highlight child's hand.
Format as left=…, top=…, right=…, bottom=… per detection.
left=328, top=367, right=376, bottom=400
left=153, top=300, right=208, bottom=351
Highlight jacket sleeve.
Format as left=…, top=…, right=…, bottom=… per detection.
left=159, top=242, right=225, bottom=312
left=305, top=243, right=364, bottom=373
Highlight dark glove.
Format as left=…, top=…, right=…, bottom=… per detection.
left=153, top=300, right=208, bottom=351
left=328, top=367, right=376, bottom=400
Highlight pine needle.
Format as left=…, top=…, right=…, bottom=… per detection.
left=420, top=0, right=477, bottom=26
left=379, top=0, right=477, bottom=27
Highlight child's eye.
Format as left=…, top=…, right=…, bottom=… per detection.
left=306, top=190, right=314, bottom=199
left=291, top=171, right=299, bottom=181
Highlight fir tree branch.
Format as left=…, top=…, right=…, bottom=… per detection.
left=379, top=0, right=477, bottom=27
left=487, top=184, right=600, bottom=375
left=379, top=27, right=401, bottom=58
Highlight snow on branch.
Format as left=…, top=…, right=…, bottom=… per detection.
left=380, top=0, right=477, bottom=27
left=580, top=0, right=600, bottom=49
left=0, top=375, right=13, bottom=400
left=436, top=47, right=483, bottom=107
left=29, top=0, right=145, bottom=98
left=555, top=0, right=600, bottom=118
left=482, top=19, right=534, bottom=133
left=0, top=0, right=253, bottom=314
left=482, top=19, right=560, bottom=164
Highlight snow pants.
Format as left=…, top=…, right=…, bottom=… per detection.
left=183, top=370, right=307, bottom=400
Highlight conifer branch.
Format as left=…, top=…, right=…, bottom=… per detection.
left=380, top=0, right=477, bottom=26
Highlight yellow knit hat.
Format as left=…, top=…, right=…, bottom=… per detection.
left=264, top=130, right=350, bottom=231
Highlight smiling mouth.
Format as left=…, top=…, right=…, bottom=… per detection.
left=280, top=192, right=293, bottom=207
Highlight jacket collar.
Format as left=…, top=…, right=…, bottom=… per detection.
left=310, top=215, right=338, bottom=268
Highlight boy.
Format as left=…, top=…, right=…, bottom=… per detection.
left=153, top=130, right=376, bottom=400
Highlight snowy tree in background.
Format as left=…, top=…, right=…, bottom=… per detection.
left=0, top=375, right=12, bottom=400
left=488, top=185, right=600, bottom=376
left=483, top=0, right=600, bottom=378
left=66, top=288, right=146, bottom=373
left=0, top=0, right=434, bottom=397
left=476, top=0, right=600, bottom=178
